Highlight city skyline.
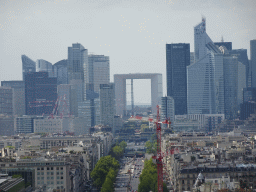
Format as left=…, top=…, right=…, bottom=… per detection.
left=0, top=0, right=255, bottom=104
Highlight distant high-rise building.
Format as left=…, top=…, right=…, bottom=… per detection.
left=68, top=43, right=88, bottom=101
left=100, top=84, right=115, bottom=132
left=88, top=55, right=110, bottom=94
left=1, top=81, right=25, bottom=116
left=161, top=96, right=175, bottom=129
left=237, top=62, right=246, bottom=105
left=0, top=87, right=13, bottom=116
left=15, top=116, right=36, bottom=134
left=36, top=59, right=54, bottom=77
left=214, top=42, right=232, bottom=51
left=223, top=54, right=238, bottom=119
left=243, top=87, right=256, bottom=103
left=53, top=60, right=68, bottom=85
left=0, top=114, right=14, bottom=136
left=190, top=52, right=194, bottom=65
left=251, top=40, right=256, bottom=87
left=25, top=72, right=57, bottom=115
left=240, top=87, right=256, bottom=120
left=187, top=18, right=224, bottom=114
left=166, top=43, right=190, bottom=115
left=21, top=55, right=36, bottom=80
left=230, top=49, right=250, bottom=87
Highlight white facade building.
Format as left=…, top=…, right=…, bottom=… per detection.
left=34, top=118, right=64, bottom=133
left=187, top=18, right=224, bottom=115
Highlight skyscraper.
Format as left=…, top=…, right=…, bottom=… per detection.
left=21, top=55, right=36, bottom=80
left=214, top=42, right=232, bottom=51
left=0, top=87, right=13, bottom=116
left=223, top=54, right=238, bottom=119
left=166, top=43, right=190, bottom=115
left=237, top=62, right=246, bottom=105
left=187, top=18, right=224, bottom=114
left=53, top=59, right=68, bottom=85
left=100, top=83, right=115, bottom=132
left=36, top=59, right=54, bottom=77
left=68, top=43, right=88, bottom=100
left=160, top=96, right=175, bottom=129
left=251, top=40, right=256, bottom=87
left=25, top=72, right=57, bottom=115
left=1, top=81, right=25, bottom=116
left=88, top=55, right=110, bottom=94
left=229, top=49, right=250, bottom=87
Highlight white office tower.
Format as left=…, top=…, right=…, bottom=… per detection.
left=36, top=59, right=54, bottom=77
left=161, top=96, right=175, bottom=129
left=187, top=18, right=224, bottom=114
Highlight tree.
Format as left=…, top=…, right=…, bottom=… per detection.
left=101, top=168, right=116, bottom=192
left=111, top=146, right=123, bottom=160
left=145, top=141, right=157, bottom=154
left=119, top=141, right=127, bottom=150
left=91, top=155, right=119, bottom=188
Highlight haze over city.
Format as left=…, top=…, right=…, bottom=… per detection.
left=1, top=0, right=255, bottom=104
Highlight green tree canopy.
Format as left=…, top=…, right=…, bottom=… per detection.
left=91, top=155, right=119, bottom=188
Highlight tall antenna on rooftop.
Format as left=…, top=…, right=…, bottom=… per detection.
left=221, top=36, right=224, bottom=42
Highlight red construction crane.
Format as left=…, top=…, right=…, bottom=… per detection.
left=152, top=105, right=171, bottom=192
left=130, top=107, right=173, bottom=192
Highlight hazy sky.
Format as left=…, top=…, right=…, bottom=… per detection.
left=0, top=0, right=255, bottom=104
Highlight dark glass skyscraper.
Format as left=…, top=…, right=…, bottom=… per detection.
left=25, top=72, right=57, bottom=115
left=166, top=43, right=190, bottom=115
left=53, top=59, right=68, bottom=85
left=229, top=49, right=250, bottom=87
left=251, top=40, right=256, bottom=88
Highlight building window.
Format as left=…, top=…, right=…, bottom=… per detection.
left=51, top=172, right=54, bottom=175
left=51, top=167, right=53, bottom=170
left=37, top=167, right=40, bottom=170
left=37, top=172, right=40, bottom=175
left=61, top=176, right=63, bottom=180
left=60, top=167, right=63, bottom=170
left=41, top=172, right=44, bottom=175
left=57, top=172, right=59, bottom=175
left=56, top=167, right=59, bottom=170
left=47, top=167, right=50, bottom=170
left=37, top=177, right=40, bottom=180
left=182, top=180, right=184, bottom=184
